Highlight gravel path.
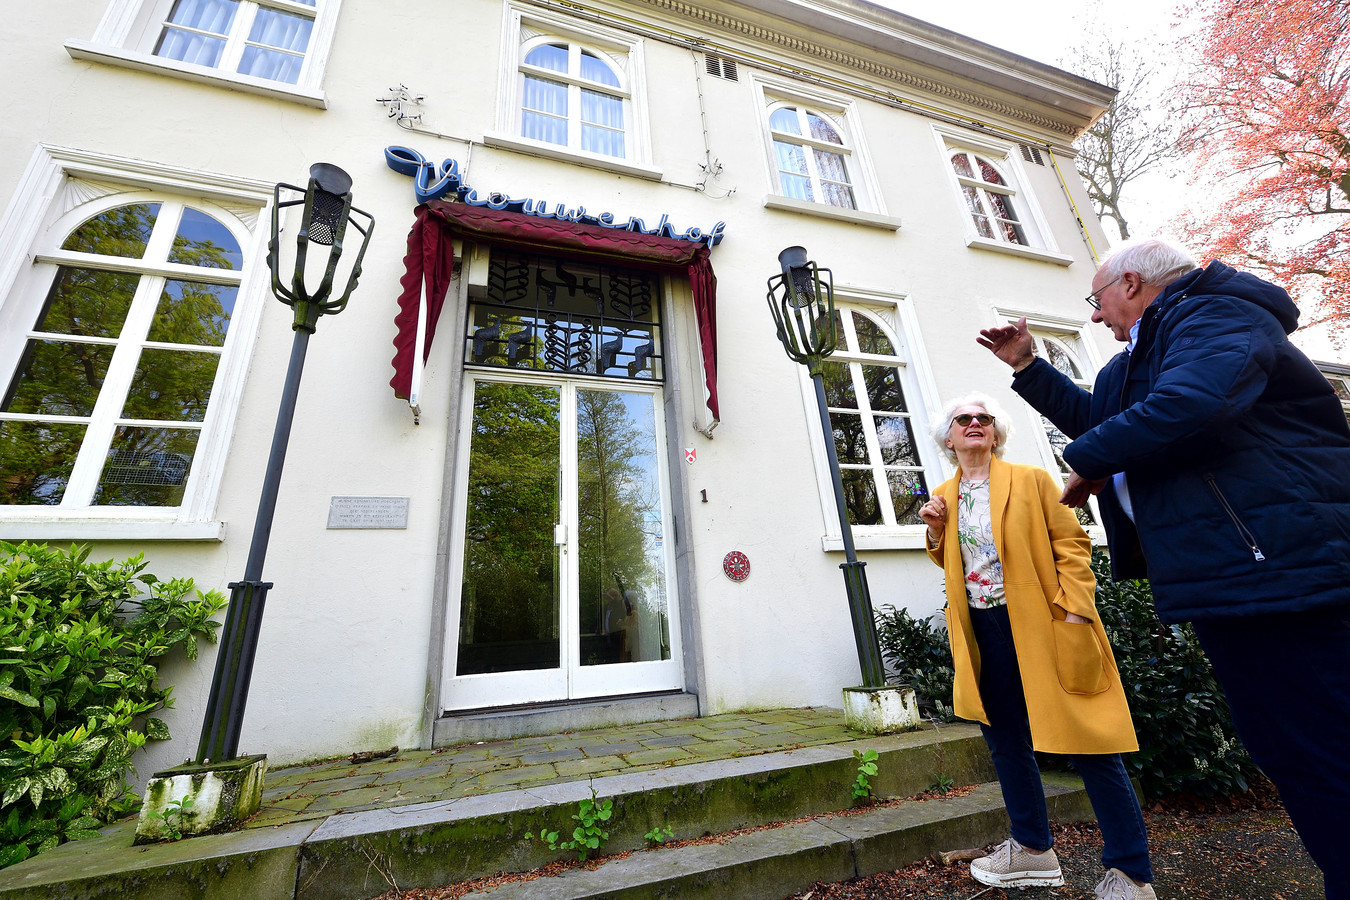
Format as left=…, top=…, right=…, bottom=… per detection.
left=783, top=785, right=1320, bottom=900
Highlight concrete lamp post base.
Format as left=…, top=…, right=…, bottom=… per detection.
left=134, top=755, right=267, bottom=844
left=842, top=685, right=921, bottom=734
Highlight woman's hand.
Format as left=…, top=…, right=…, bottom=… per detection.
left=1064, top=612, right=1091, bottom=624
left=919, top=495, right=948, bottom=542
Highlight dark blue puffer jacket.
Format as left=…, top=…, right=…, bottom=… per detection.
left=1013, top=261, right=1350, bottom=623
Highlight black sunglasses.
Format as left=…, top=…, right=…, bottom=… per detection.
left=953, top=413, right=995, bottom=427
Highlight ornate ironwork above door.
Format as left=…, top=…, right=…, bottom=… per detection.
left=465, top=251, right=663, bottom=381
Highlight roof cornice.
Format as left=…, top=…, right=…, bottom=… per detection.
left=625, top=0, right=1115, bottom=138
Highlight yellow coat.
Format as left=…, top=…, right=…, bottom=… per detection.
left=928, top=457, right=1138, bottom=755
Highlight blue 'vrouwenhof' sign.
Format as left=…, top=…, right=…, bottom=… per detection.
left=386, top=146, right=726, bottom=249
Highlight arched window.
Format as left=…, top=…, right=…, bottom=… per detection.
left=950, top=150, right=1027, bottom=245
left=818, top=306, right=931, bottom=528
left=1, top=198, right=247, bottom=508
left=768, top=105, right=856, bottom=209
left=520, top=38, right=628, bottom=158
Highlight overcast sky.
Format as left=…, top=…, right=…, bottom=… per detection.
left=878, top=0, right=1348, bottom=363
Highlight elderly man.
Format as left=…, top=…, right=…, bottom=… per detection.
left=978, top=239, right=1350, bottom=899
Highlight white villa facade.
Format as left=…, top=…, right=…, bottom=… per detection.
left=1, top=0, right=1132, bottom=783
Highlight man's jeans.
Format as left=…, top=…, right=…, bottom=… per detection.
left=971, top=604, right=1153, bottom=883
left=1193, top=604, right=1350, bottom=900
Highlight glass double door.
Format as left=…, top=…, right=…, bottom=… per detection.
left=444, top=374, right=681, bottom=710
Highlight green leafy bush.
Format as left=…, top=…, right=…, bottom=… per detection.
left=0, top=542, right=225, bottom=867
left=873, top=549, right=1261, bottom=799
left=1090, top=549, right=1258, bottom=798
left=875, top=605, right=956, bottom=722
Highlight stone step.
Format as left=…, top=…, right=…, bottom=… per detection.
left=293, top=725, right=998, bottom=900
left=0, top=724, right=1096, bottom=900
left=459, top=775, right=1092, bottom=900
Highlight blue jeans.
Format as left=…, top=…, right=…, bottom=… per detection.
left=970, top=604, right=1153, bottom=884
left=1192, top=604, right=1350, bottom=900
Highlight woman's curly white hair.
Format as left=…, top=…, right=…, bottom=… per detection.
left=928, top=392, right=1012, bottom=465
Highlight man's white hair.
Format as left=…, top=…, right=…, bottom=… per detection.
left=1098, top=238, right=1199, bottom=289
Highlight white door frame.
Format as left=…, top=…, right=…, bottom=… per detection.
left=440, top=369, right=684, bottom=712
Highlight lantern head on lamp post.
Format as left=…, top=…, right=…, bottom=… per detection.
left=195, top=164, right=375, bottom=768
left=267, top=163, right=374, bottom=333
left=766, top=246, right=886, bottom=689
left=765, top=246, right=838, bottom=375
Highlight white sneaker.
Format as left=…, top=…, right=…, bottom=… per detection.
left=969, top=837, right=1065, bottom=888
left=1095, top=867, right=1158, bottom=899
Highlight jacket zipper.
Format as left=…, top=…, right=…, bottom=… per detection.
left=1204, top=474, right=1266, bottom=562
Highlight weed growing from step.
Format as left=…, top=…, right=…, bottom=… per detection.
left=929, top=772, right=955, bottom=794
left=643, top=825, right=674, bottom=845
left=526, top=786, right=613, bottom=861
left=146, top=793, right=194, bottom=841
left=851, top=748, right=879, bottom=801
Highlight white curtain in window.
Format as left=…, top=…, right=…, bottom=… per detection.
left=248, top=8, right=312, bottom=53
left=523, top=77, right=568, bottom=145
left=156, top=0, right=238, bottom=67
left=237, top=8, right=311, bottom=83
left=581, top=90, right=624, bottom=157
left=774, top=141, right=813, bottom=201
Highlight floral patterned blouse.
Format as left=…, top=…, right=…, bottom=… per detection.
left=957, top=478, right=1006, bottom=608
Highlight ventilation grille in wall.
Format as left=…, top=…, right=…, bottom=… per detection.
left=1019, top=144, right=1046, bottom=166
left=705, top=54, right=739, bottom=81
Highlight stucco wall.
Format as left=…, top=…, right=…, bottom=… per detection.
left=0, top=0, right=1116, bottom=786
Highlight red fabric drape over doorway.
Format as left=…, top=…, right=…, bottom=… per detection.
left=389, top=202, right=719, bottom=421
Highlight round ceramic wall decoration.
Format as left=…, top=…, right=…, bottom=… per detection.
left=722, top=550, right=750, bottom=582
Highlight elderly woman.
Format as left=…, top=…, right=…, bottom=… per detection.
left=919, top=393, right=1156, bottom=900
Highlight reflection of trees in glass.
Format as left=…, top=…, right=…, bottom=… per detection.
left=819, top=353, right=926, bottom=528
left=458, top=383, right=561, bottom=674
left=576, top=391, right=656, bottom=645
left=94, top=426, right=200, bottom=506
left=840, top=468, right=881, bottom=524
left=0, top=422, right=84, bottom=505
left=0, top=203, right=240, bottom=508
left=62, top=204, right=159, bottom=258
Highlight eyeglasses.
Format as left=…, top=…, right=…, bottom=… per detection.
left=1084, top=277, right=1121, bottom=311
left=952, top=413, right=995, bottom=427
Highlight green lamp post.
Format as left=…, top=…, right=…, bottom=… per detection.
left=766, top=246, right=886, bottom=689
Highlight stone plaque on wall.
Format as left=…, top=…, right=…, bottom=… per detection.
left=327, top=496, right=410, bottom=529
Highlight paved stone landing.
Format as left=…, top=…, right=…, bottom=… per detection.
left=0, top=710, right=1094, bottom=900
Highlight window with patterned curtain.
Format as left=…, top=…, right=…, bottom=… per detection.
left=949, top=150, right=1028, bottom=246
left=151, top=0, right=317, bottom=85
left=520, top=38, right=628, bottom=159
left=767, top=104, right=857, bottom=209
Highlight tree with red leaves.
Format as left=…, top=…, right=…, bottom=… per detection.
left=1173, top=0, right=1350, bottom=330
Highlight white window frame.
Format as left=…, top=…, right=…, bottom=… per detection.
left=993, top=307, right=1106, bottom=542
left=754, top=78, right=898, bottom=231
left=65, top=0, right=343, bottom=108
left=0, top=145, right=273, bottom=541
left=487, top=4, right=658, bottom=180
left=1321, top=363, right=1350, bottom=429
left=798, top=289, right=941, bottom=551
left=932, top=125, right=1070, bottom=265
